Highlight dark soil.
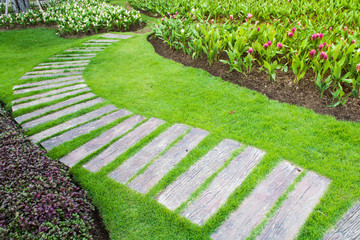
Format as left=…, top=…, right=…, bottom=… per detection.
left=148, top=35, right=360, bottom=123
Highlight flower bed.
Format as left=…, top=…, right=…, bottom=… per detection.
left=0, top=0, right=144, bottom=35
left=130, top=0, right=360, bottom=107
left=0, top=107, right=107, bottom=239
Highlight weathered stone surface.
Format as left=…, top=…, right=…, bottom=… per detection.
left=128, top=128, right=209, bottom=194
left=101, top=33, right=133, bottom=39
left=257, top=171, right=330, bottom=240
left=33, top=63, right=88, bottom=69
left=38, top=60, right=90, bottom=66
left=13, top=83, right=87, bottom=104
left=87, top=39, right=119, bottom=43
left=182, top=147, right=265, bottom=225
left=12, top=87, right=90, bottom=112
left=83, top=118, right=165, bottom=173
left=20, top=72, right=83, bottom=80
left=108, top=124, right=190, bottom=184
left=41, top=109, right=131, bottom=151
left=55, top=54, right=96, bottom=57
left=22, top=98, right=103, bottom=130
left=49, top=57, right=93, bottom=60
left=64, top=48, right=104, bottom=52
left=323, top=201, right=360, bottom=240
left=13, top=76, right=83, bottom=90
left=13, top=79, right=85, bottom=95
left=14, top=93, right=95, bottom=123
left=60, top=115, right=145, bottom=168
left=30, top=105, right=118, bottom=143
left=157, top=139, right=241, bottom=211
left=25, top=68, right=85, bottom=75
left=211, top=161, right=301, bottom=240
left=83, top=43, right=112, bottom=46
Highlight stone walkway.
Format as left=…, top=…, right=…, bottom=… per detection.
left=11, top=33, right=341, bottom=239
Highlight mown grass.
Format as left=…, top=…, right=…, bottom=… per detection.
left=1, top=27, right=360, bottom=239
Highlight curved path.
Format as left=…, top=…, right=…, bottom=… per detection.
left=11, top=33, right=336, bottom=239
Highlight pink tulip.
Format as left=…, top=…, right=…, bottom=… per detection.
left=168, top=12, right=171, bottom=16
left=297, top=22, right=300, bottom=26
left=323, top=42, right=327, bottom=46
left=329, top=27, right=333, bottom=31
left=309, top=49, right=316, bottom=57
left=292, top=27, right=296, bottom=33
left=211, top=19, right=214, bottom=24
left=319, top=33, right=323, bottom=39
left=161, top=18, right=165, bottom=21
left=348, top=30, right=351, bottom=34
left=230, top=15, right=233, bottom=21
left=320, top=51, right=327, bottom=60
left=247, top=13, right=253, bottom=18
left=268, top=41, right=272, bottom=46
left=264, top=43, right=269, bottom=49
left=357, top=64, right=360, bottom=72
left=344, top=26, right=348, bottom=31
left=257, top=27, right=260, bottom=31
left=352, top=40, right=356, bottom=44
left=319, top=44, right=324, bottom=50
left=277, top=42, right=283, bottom=49
left=288, top=32, right=293, bottom=37
left=248, top=48, right=254, bottom=54
left=312, top=34, right=317, bottom=40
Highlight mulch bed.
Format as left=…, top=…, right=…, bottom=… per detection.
left=148, top=35, right=360, bottom=123
left=0, top=105, right=109, bottom=240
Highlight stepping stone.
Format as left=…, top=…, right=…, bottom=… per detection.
left=323, top=201, right=360, bottom=240
left=87, top=39, right=119, bottom=43
left=38, top=60, right=90, bottom=66
left=108, top=124, right=190, bottom=184
left=64, top=48, right=104, bottom=52
left=25, top=68, right=85, bottom=75
left=41, top=109, right=131, bottom=151
left=49, top=57, right=94, bottom=60
left=83, top=43, right=112, bottom=46
left=83, top=117, right=165, bottom=173
left=157, top=139, right=241, bottom=211
left=60, top=115, right=145, bottom=168
left=12, top=87, right=90, bottom=112
left=101, top=33, right=133, bottom=39
left=128, top=128, right=208, bottom=194
left=22, top=97, right=104, bottom=130
left=211, top=161, right=301, bottom=240
left=13, top=79, right=85, bottom=95
left=13, top=75, right=83, bottom=90
left=20, top=72, right=83, bottom=80
left=14, top=92, right=95, bottom=123
left=182, top=147, right=265, bottom=225
left=257, top=171, right=330, bottom=240
left=33, top=63, right=88, bottom=70
left=30, top=105, right=118, bottom=143
left=55, top=54, right=96, bottom=57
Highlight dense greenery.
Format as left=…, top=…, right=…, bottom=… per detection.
left=0, top=0, right=143, bottom=35
left=131, top=0, right=360, bottom=106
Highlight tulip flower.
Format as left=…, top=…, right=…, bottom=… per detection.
left=352, top=40, right=356, bottom=44
left=320, top=51, right=328, bottom=60
left=319, top=44, right=324, bottom=50
left=309, top=49, right=316, bottom=57
left=357, top=64, right=360, bottom=72
left=247, top=13, right=253, bottom=18
left=288, top=32, right=293, bottom=37
left=319, top=33, right=323, bottom=39
left=257, top=27, right=260, bottom=31
left=264, top=43, right=269, bottom=49
left=268, top=41, right=272, bottom=46
left=344, top=26, right=348, bottom=31
left=230, top=15, right=233, bottom=21
left=292, top=27, right=296, bottom=33
left=248, top=48, right=253, bottom=54
left=277, top=42, right=283, bottom=49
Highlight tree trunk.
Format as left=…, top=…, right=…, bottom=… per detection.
left=10, top=0, right=30, bottom=13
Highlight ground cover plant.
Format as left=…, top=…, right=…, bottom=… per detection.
left=0, top=0, right=144, bottom=35
left=130, top=0, right=360, bottom=108
left=0, top=106, right=108, bottom=239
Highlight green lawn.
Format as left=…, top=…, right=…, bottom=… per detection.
left=1, top=28, right=360, bottom=239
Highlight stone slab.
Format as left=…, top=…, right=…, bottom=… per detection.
left=157, top=139, right=241, bottom=211
left=38, top=60, right=90, bottom=66
left=64, top=48, right=104, bottom=52
left=101, top=33, right=133, bottom=39
left=182, top=147, right=265, bottom=225
left=211, top=161, right=301, bottom=240
left=13, top=84, right=86, bottom=104
left=257, top=171, right=330, bottom=240
left=33, top=63, right=88, bottom=69
left=25, top=68, right=85, bottom=75
left=323, top=201, right=360, bottom=240
left=30, top=105, right=118, bottom=143
left=12, top=87, right=90, bottom=112
left=87, top=39, right=119, bottom=43
left=60, top=115, right=145, bottom=168
left=22, top=97, right=103, bottom=130
left=83, top=117, right=165, bottom=173
left=128, top=128, right=209, bottom=194
left=49, top=57, right=94, bottom=60
left=13, top=76, right=83, bottom=90
left=14, top=92, right=95, bottom=123
left=20, top=72, right=83, bottom=80
left=108, top=124, right=190, bottom=184
left=41, top=108, right=131, bottom=151
left=55, top=54, right=96, bottom=57
left=83, top=43, right=112, bottom=46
